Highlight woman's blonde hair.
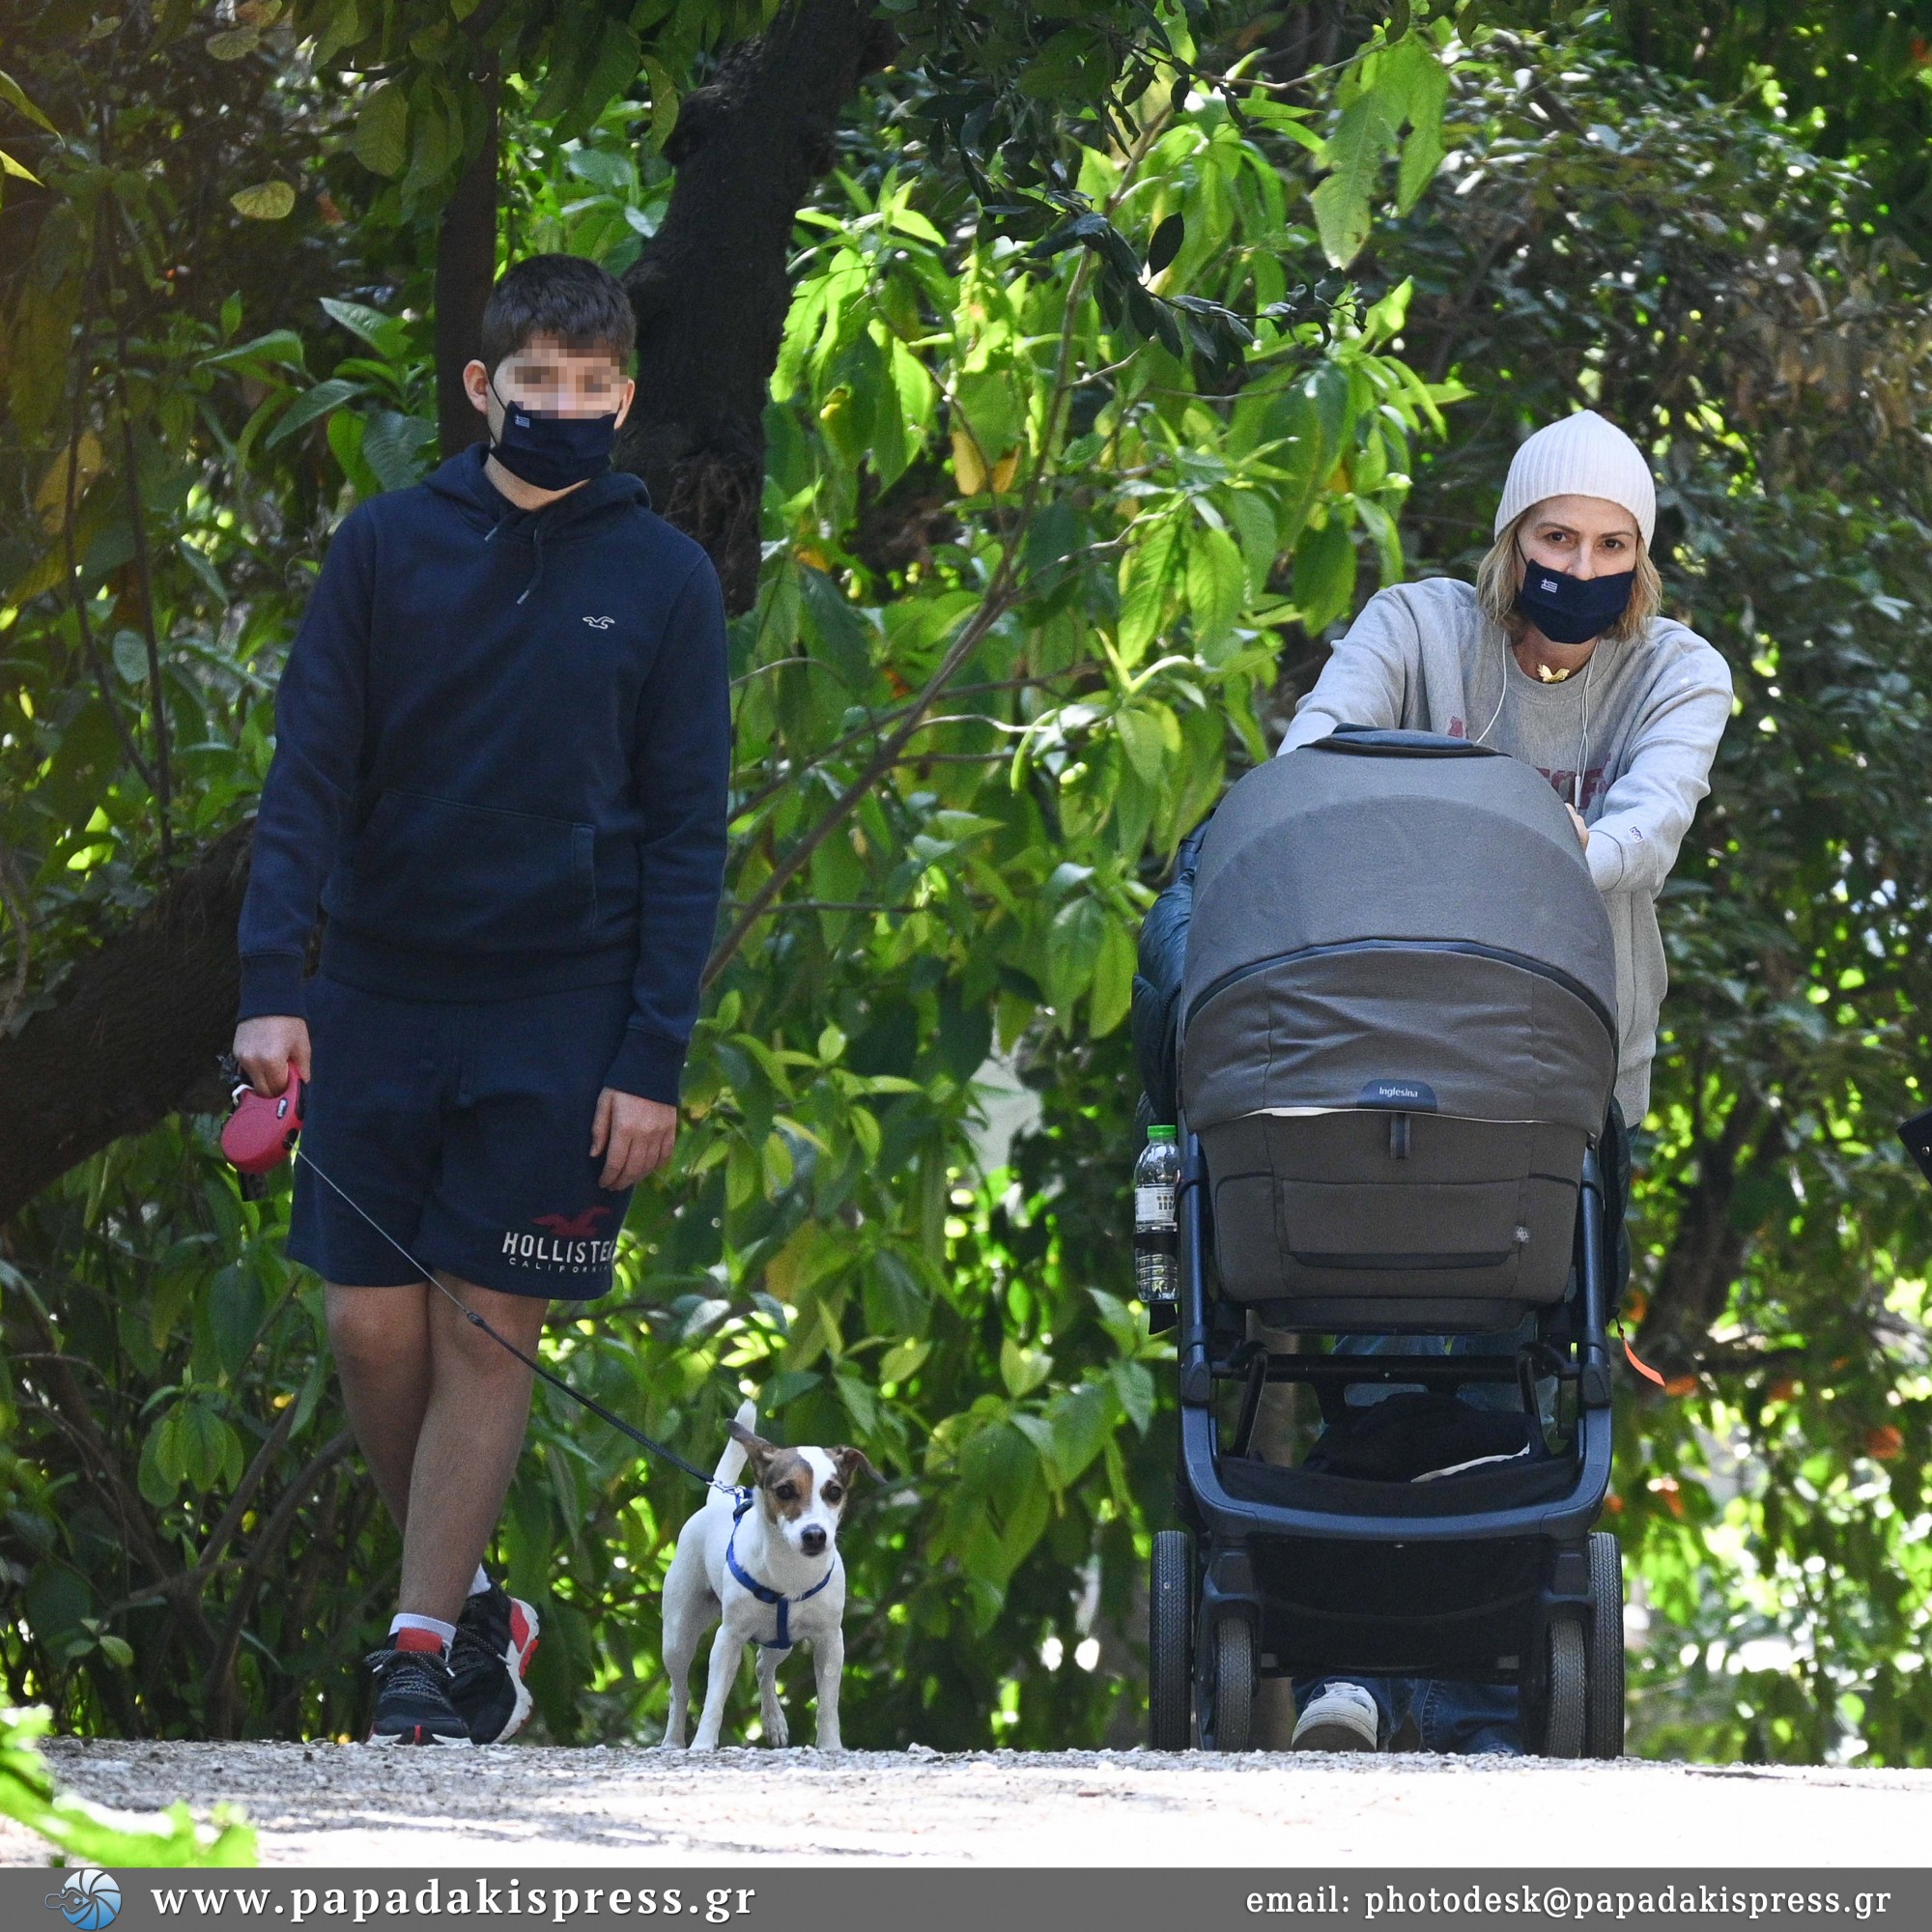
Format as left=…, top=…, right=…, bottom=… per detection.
left=1475, top=504, right=1662, bottom=646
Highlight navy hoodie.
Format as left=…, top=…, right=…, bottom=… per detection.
left=237, top=444, right=730, bottom=1105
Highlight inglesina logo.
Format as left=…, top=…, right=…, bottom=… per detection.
left=45, top=1870, right=121, bottom=1929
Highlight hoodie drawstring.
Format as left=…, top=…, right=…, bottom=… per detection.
left=517, top=520, right=546, bottom=606
left=481, top=502, right=546, bottom=606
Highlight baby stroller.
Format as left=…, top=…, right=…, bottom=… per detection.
left=1149, top=726, right=1626, bottom=1757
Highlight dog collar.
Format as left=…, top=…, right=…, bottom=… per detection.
left=727, top=1488, right=832, bottom=1650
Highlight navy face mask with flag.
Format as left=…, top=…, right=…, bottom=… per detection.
left=1514, top=554, right=1635, bottom=646
left=490, top=383, right=618, bottom=492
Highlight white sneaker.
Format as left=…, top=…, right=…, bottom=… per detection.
left=1292, top=1681, right=1381, bottom=1751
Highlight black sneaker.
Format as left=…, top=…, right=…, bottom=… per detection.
left=365, top=1642, right=473, bottom=1747
left=448, top=1584, right=540, bottom=1746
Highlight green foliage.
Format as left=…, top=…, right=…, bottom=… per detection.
left=1, top=1704, right=256, bottom=1863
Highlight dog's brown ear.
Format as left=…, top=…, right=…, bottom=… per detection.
left=833, top=1445, right=882, bottom=1488
left=730, top=1418, right=777, bottom=1463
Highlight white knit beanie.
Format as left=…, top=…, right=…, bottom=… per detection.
left=1492, top=410, right=1656, bottom=549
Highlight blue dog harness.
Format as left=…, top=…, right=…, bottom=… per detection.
left=726, top=1489, right=832, bottom=1651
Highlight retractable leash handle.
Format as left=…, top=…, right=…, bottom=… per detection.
left=219, top=1061, right=305, bottom=1174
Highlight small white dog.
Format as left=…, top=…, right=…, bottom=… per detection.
left=660, top=1401, right=877, bottom=1752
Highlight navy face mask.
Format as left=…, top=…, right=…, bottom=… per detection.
left=1514, top=554, right=1634, bottom=646
left=489, top=383, right=618, bottom=492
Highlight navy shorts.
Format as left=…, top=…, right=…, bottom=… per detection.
left=288, top=975, right=637, bottom=1299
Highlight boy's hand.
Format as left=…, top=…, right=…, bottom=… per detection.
left=591, top=1089, right=677, bottom=1190
left=233, top=1015, right=311, bottom=1096
left=1566, top=804, right=1591, bottom=850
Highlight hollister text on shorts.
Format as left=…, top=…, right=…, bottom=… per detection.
left=502, top=1207, right=617, bottom=1274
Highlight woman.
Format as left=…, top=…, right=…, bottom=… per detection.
left=1275, top=409, right=1730, bottom=1130
left=1132, top=410, right=1732, bottom=1752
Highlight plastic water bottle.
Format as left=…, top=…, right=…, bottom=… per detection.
left=1134, top=1126, right=1180, bottom=1306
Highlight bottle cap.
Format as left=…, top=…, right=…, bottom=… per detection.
left=1148, top=1124, right=1177, bottom=1141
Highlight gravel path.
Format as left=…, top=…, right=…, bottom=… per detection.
left=8, top=1742, right=1927, bottom=1867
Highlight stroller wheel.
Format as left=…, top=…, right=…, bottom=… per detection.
left=1149, top=1530, right=1194, bottom=1751
left=1541, top=1618, right=1587, bottom=1758
left=1201, top=1615, right=1256, bottom=1753
left=1585, top=1530, right=1627, bottom=1758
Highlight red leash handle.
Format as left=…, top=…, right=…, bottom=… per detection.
left=221, top=1067, right=306, bottom=1174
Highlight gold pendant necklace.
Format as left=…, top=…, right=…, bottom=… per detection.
left=1536, top=662, right=1576, bottom=683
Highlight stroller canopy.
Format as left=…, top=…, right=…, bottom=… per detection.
left=1179, top=730, right=1617, bottom=1137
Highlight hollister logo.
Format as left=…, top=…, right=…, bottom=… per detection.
left=502, top=1205, right=616, bottom=1274
left=582, top=614, right=614, bottom=629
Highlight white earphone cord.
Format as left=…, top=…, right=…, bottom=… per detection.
left=1473, top=636, right=1596, bottom=812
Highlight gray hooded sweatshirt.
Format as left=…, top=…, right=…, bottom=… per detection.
left=1278, top=577, right=1733, bottom=1122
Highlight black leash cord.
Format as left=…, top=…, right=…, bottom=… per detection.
left=295, top=1147, right=735, bottom=1494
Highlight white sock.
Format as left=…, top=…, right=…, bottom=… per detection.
left=389, top=1612, right=457, bottom=1651
left=469, top=1566, right=491, bottom=1598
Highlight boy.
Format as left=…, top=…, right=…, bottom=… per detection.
left=232, top=254, right=729, bottom=1746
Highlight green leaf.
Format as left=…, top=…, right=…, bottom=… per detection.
left=878, top=1337, right=930, bottom=1384
left=319, top=297, right=408, bottom=358
left=360, top=411, right=438, bottom=493
left=1229, top=488, right=1280, bottom=593
left=800, top=567, right=875, bottom=688
left=208, top=1264, right=266, bottom=1379
left=1311, top=93, right=1397, bottom=269
left=554, top=19, right=640, bottom=144
left=0, top=67, right=60, bottom=134
left=1117, top=511, right=1182, bottom=665
left=1045, top=1379, right=1117, bottom=1483
left=640, top=54, right=680, bottom=151
left=1090, top=920, right=1136, bottom=1037
left=401, top=78, right=458, bottom=202
left=327, top=407, right=379, bottom=497
left=1186, top=521, right=1246, bottom=652
left=313, top=0, right=367, bottom=65
left=1293, top=519, right=1359, bottom=633
left=261, top=378, right=366, bottom=449
left=353, top=81, right=408, bottom=178
left=952, top=365, right=1023, bottom=468
left=202, top=327, right=307, bottom=374
left=230, top=180, right=295, bottom=220
left=1044, top=895, right=1107, bottom=1012
left=138, top=1421, right=180, bottom=1506
left=1115, top=707, right=1167, bottom=787
left=1111, top=1357, right=1156, bottom=1433
left=1392, top=50, right=1449, bottom=213
left=1000, top=1336, right=1054, bottom=1400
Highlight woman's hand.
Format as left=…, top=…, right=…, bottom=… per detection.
left=1567, top=804, right=1591, bottom=850
left=233, top=1015, right=311, bottom=1095
left=590, top=1089, right=678, bottom=1190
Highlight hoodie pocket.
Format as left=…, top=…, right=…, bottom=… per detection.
left=336, top=788, right=597, bottom=952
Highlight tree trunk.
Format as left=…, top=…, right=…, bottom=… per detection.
left=618, top=0, right=889, bottom=613
left=0, top=823, right=251, bottom=1227
left=0, top=5, right=890, bottom=1223
left=435, top=61, right=500, bottom=459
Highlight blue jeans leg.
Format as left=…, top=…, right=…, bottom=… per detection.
left=1413, top=1675, right=1523, bottom=1754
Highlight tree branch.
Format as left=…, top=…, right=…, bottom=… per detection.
left=618, top=0, right=892, bottom=610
